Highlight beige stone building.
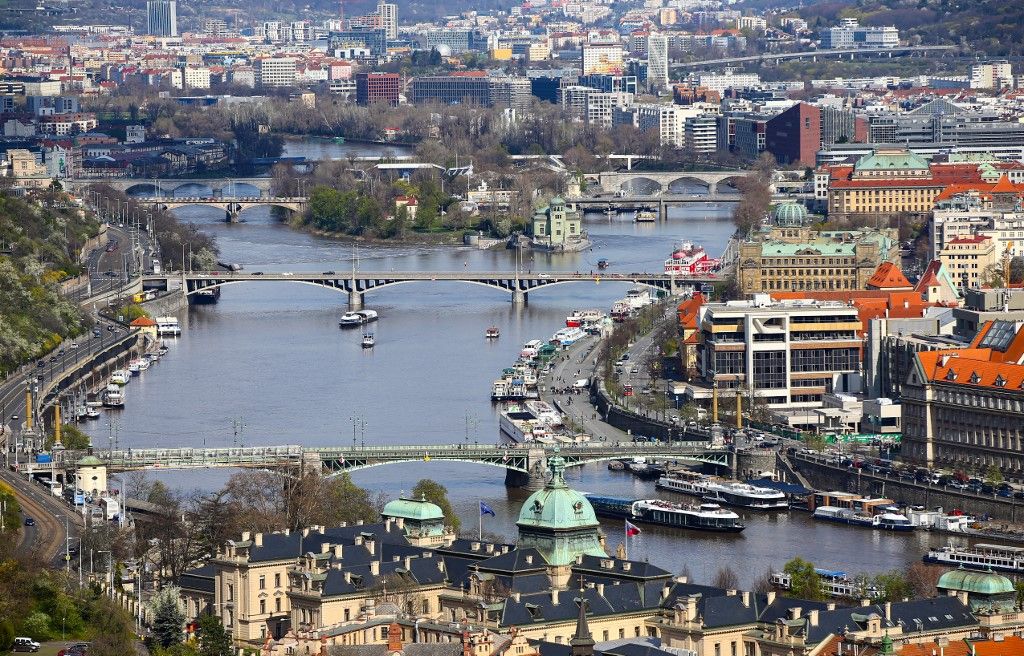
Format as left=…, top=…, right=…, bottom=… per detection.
left=938, top=234, right=999, bottom=291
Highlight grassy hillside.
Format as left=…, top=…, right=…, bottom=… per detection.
left=0, top=189, right=97, bottom=376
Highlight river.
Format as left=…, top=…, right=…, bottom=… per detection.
left=95, top=147, right=964, bottom=586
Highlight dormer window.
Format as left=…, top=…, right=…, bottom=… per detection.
left=995, top=375, right=1007, bottom=388
left=970, top=372, right=981, bottom=385
left=946, top=369, right=958, bottom=381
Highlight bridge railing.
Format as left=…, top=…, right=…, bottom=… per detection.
left=82, top=445, right=305, bottom=468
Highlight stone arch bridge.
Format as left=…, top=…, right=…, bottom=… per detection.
left=591, top=170, right=751, bottom=195
left=149, top=196, right=308, bottom=222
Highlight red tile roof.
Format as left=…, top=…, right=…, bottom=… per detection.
left=867, top=262, right=912, bottom=290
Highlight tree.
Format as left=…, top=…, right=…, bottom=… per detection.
left=783, top=557, right=823, bottom=600
left=712, top=566, right=740, bottom=590
left=21, top=611, right=52, bottom=641
left=1010, top=256, right=1024, bottom=285
left=874, top=570, right=913, bottom=602
left=411, top=479, right=461, bottom=532
left=751, top=567, right=775, bottom=595
left=150, top=586, right=185, bottom=649
left=196, top=614, right=232, bottom=656
left=0, top=619, right=13, bottom=652
left=48, top=423, right=91, bottom=450
left=906, top=562, right=942, bottom=599
left=1015, top=579, right=1024, bottom=608
left=985, top=465, right=1004, bottom=484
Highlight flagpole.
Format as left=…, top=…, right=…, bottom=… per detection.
left=624, top=520, right=628, bottom=560
left=479, top=499, right=483, bottom=541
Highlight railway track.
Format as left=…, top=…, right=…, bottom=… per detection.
left=0, top=471, right=70, bottom=564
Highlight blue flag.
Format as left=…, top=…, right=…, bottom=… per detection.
left=480, top=501, right=496, bottom=517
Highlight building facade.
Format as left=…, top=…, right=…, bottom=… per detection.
left=938, top=234, right=999, bottom=291
left=146, top=0, right=177, bottom=36
left=356, top=72, right=400, bottom=106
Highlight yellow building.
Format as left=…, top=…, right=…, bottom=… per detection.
left=939, top=234, right=998, bottom=290
left=5, top=149, right=50, bottom=188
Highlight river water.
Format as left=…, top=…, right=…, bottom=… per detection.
left=91, top=142, right=966, bottom=586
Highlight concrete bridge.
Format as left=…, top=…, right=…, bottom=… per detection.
left=591, top=170, right=750, bottom=195
left=69, top=177, right=274, bottom=196
left=145, top=270, right=721, bottom=308
left=61, top=443, right=732, bottom=489
left=147, top=196, right=308, bottom=222
left=670, top=44, right=956, bottom=70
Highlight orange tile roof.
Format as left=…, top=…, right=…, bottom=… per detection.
left=899, top=640, right=971, bottom=656
left=867, top=262, right=912, bottom=290
left=970, top=636, right=1024, bottom=656
left=130, top=316, right=157, bottom=326
left=991, top=174, right=1019, bottom=194
left=918, top=348, right=1024, bottom=390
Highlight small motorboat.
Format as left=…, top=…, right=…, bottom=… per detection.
left=84, top=408, right=101, bottom=419
left=597, top=258, right=609, bottom=269
left=485, top=327, right=500, bottom=339
left=361, top=333, right=375, bottom=348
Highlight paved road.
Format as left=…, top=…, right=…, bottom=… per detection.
left=0, top=468, right=75, bottom=564
left=540, top=337, right=630, bottom=443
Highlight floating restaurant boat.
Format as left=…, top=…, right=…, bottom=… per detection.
left=657, top=472, right=788, bottom=510
left=101, top=384, right=124, bottom=408
left=634, top=210, right=656, bottom=223
left=812, top=506, right=914, bottom=531
left=156, top=317, right=181, bottom=336
left=924, top=543, right=1024, bottom=574
left=664, top=243, right=720, bottom=276
left=586, top=495, right=745, bottom=533
left=771, top=568, right=882, bottom=599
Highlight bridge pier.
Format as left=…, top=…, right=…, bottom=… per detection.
left=659, top=198, right=667, bottom=222
left=349, top=290, right=364, bottom=310
left=505, top=448, right=549, bottom=489
left=512, top=288, right=528, bottom=305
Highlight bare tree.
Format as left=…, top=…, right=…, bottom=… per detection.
left=906, top=562, right=943, bottom=599
left=712, top=566, right=741, bottom=590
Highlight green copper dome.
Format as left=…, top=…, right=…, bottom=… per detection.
left=937, top=567, right=1014, bottom=595
left=773, top=202, right=809, bottom=227
left=77, top=455, right=104, bottom=466
left=517, top=455, right=599, bottom=530
left=382, top=495, right=445, bottom=522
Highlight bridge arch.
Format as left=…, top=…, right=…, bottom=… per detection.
left=184, top=279, right=353, bottom=298
left=666, top=176, right=714, bottom=193
left=617, top=176, right=664, bottom=195
left=323, top=457, right=531, bottom=478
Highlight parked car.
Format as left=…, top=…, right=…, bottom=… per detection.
left=12, top=637, right=40, bottom=652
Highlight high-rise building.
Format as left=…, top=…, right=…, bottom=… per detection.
left=764, top=102, right=821, bottom=167
left=970, top=61, right=1014, bottom=89
left=581, top=43, right=623, bottom=76
left=254, top=57, right=297, bottom=88
left=147, top=0, right=178, bottom=37
left=355, top=72, right=400, bottom=106
left=377, top=1, right=397, bottom=40
left=646, top=34, right=669, bottom=92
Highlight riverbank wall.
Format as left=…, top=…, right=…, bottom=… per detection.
left=39, top=331, right=142, bottom=416
left=792, top=453, right=1024, bottom=522
left=142, top=290, right=189, bottom=317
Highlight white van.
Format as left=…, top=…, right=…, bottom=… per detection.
left=12, top=637, right=40, bottom=652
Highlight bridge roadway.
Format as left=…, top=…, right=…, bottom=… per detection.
left=58, top=442, right=731, bottom=489
left=148, top=270, right=722, bottom=308
left=671, top=44, right=956, bottom=69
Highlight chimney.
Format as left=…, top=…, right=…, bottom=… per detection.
left=471, top=542, right=481, bottom=552
left=303, top=527, right=311, bottom=538
left=525, top=555, right=533, bottom=565
left=884, top=602, right=892, bottom=621
left=741, top=591, right=750, bottom=607
left=597, top=583, right=605, bottom=597
left=437, top=560, right=444, bottom=572
left=356, top=520, right=364, bottom=526
left=242, top=531, right=251, bottom=542
left=788, top=607, right=802, bottom=620
left=486, top=544, right=495, bottom=554
left=662, top=584, right=672, bottom=602
left=354, top=535, right=363, bottom=545
left=371, top=560, right=380, bottom=576
left=512, top=591, right=521, bottom=603
left=404, top=556, right=412, bottom=569
left=676, top=575, right=689, bottom=584
left=501, top=545, right=510, bottom=554
left=344, top=571, right=352, bottom=583
left=395, top=517, right=404, bottom=529
left=766, top=591, right=776, bottom=605
left=726, top=589, right=737, bottom=596
left=367, top=538, right=376, bottom=556
left=809, top=610, right=819, bottom=627
left=686, top=596, right=698, bottom=621
left=550, top=588, right=559, bottom=605
left=334, top=544, right=344, bottom=558
left=283, top=528, right=290, bottom=536
left=385, top=518, right=393, bottom=531
left=860, top=599, right=871, bottom=607
left=254, top=533, right=263, bottom=547
left=958, top=591, right=969, bottom=606
left=827, top=602, right=836, bottom=611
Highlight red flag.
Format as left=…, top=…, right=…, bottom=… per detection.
left=625, top=520, right=641, bottom=537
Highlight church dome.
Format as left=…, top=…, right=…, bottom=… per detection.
left=773, top=202, right=808, bottom=227
left=517, top=455, right=599, bottom=530
left=937, top=567, right=1014, bottom=595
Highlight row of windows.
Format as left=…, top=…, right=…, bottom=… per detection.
left=258, top=573, right=282, bottom=589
